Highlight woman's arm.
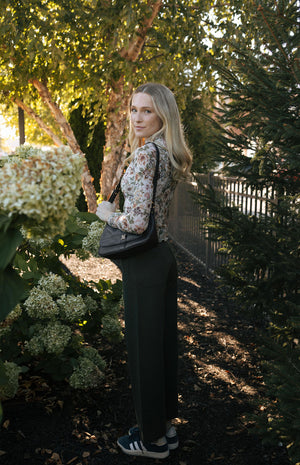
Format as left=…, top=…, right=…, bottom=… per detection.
left=108, top=146, right=157, bottom=234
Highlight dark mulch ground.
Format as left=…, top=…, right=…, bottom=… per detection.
left=0, top=243, right=289, bottom=465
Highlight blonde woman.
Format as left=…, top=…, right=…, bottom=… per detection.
left=97, top=83, right=192, bottom=459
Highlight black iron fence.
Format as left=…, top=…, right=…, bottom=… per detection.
left=168, top=173, right=276, bottom=274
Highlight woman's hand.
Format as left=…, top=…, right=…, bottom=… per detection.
left=96, top=201, right=116, bottom=222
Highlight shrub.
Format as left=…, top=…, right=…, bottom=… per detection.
left=0, top=143, right=123, bottom=404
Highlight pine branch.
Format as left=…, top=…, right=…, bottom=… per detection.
left=257, top=4, right=299, bottom=84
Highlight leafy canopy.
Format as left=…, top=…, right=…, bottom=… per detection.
left=0, top=0, right=259, bottom=119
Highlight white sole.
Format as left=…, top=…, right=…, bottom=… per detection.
left=117, top=441, right=170, bottom=459
left=128, top=426, right=179, bottom=451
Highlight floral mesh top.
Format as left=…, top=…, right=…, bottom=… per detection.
left=107, top=136, right=177, bottom=242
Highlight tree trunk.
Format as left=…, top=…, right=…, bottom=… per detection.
left=30, top=79, right=98, bottom=213
left=100, top=80, right=131, bottom=199
left=18, top=107, right=25, bottom=145
left=100, top=0, right=162, bottom=199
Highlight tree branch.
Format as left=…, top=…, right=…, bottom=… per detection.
left=12, top=98, right=64, bottom=147
left=30, top=79, right=82, bottom=153
left=30, top=78, right=98, bottom=213
left=119, top=0, right=162, bottom=62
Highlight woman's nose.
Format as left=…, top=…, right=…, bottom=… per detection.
left=133, top=111, right=142, bottom=122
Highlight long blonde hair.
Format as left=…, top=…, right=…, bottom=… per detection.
left=128, top=83, right=192, bottom=180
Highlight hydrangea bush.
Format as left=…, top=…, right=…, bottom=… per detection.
left=0, top=145, right=84, bottom=239
left=0, top=271, right=123, bottom=393
left=0, top=144, right=124, bottom=400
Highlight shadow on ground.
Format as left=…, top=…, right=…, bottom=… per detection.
left=0, top=244, right=289, bottom=465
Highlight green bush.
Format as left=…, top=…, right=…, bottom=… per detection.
left=0, top=215, right=123, bottom=393
left=0, top=144, right=123, bottom=404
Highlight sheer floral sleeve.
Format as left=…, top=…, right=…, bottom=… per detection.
left=107, top=145, right=156, bottom=234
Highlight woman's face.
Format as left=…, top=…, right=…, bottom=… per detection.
left=131, top=92, right=163, bottom=140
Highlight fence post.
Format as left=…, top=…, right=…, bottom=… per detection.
left=18, top=107, right=25, bottom=145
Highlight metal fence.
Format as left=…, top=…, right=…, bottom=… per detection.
left=168, top=173, right=276, bottom=274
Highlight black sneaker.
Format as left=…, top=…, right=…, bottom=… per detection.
left=128, top=425, right=179, bottom=450
left=117, top=429, right=169, bottom=459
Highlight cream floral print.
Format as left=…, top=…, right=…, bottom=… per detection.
left=108, top=136, right=177, bottom=242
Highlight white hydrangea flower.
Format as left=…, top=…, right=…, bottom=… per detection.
left=0, top=327, right=11, bottom=339
left=38, top=273, right=67, bottom=298
left=101, top=315, right=124, bottom=343
left=0, top=361, right=22, bottom=400
left=4, top=304, right=22, bottom=323
left=41, top=322, right=72, bottom=354
left=24, top=287, right=59, bottom=319
left=82, top=221, right=105, bottom=256
left=69, top=357, right=105, bottom=390
left=25, top=322, right=71, bottom=355
left=27, top=235, right=53, bottom=248
left=101, top=298, right=120, bottom=317
left=79, top=346, right=106, bottom=371
left=11, top=144, right=42, bottom=160
left=57, top=294, right=87, bottom=322
left=26, top=321, right=71, bottom=355
left=25, top=334, right=44, bottom=356
left=0, top=146, right=84, bottom=239
left=83, top=295, right=99, bottom=313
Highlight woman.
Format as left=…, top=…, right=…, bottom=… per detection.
left=97, top=83, right=192, bottom=459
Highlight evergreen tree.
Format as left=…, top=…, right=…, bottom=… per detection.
left=196, top=2, right=300, bottom=463
left=69, top=106, right=105, bottom=211
left=182, top=91, right=222, bottom=173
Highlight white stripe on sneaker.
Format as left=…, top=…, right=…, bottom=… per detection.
left=117, top=432, right=170, bottom=459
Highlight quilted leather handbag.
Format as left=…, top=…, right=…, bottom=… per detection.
left=98, top=143, right=160, bottom=259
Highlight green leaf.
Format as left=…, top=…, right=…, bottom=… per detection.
left=0, top=212, right=13, bottom=233
left=76, top=212, right=100, bottom=223
left=64, top=219, right=86, bottom=234
left=0, top=268, right=25, bottom=321
left=0, top=228, right=23, bottom=271
left=13, top=252, right=29, bottom=272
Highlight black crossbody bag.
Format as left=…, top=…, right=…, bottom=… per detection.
left=98, top=143, right=160, bottom=259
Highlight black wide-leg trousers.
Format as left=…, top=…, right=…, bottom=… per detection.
left=120, top=241, right=178, bottom=443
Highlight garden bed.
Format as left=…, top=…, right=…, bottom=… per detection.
left=0, top=244, right=289, bottom=465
